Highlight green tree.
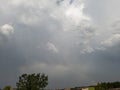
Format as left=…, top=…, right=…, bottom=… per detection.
left=3, top=86, right=12, bottom=90
left=16, top=73, right=48, bottom=90
left=95, top=81, right=120, bottom=90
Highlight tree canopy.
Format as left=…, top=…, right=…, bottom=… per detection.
left=16, top=73, right=48, bottom=90
left=3, top=86, right=11, bottom=90
left=95, top=81, right=120, bottom=90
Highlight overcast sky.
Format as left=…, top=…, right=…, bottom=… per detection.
left=0, top=0, right=120, bottom=89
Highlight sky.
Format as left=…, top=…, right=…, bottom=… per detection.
left=0, top=0, right=120, bottom=89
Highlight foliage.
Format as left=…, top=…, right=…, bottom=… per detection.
left=95, top=81, right=120, bottom=90
left=3, top=86, right=11, bottom=90
left=16, top=73, right=48, bottom=90
left=89, top=87, right=95, bottom=90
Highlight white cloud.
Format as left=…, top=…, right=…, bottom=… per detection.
left=65, top=3, right=90, bottom=25
left=101, top=34, right=120, bottom=47
left=81, top=46, right=94, bottom=54
left=48, top=0, right=91, bottom=32
left=0, top=24, right=14, bottom=36
left=47, top=42, right=59, bottom=53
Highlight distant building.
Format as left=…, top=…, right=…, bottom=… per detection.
left=65, top=86, right=95, bottom=90
left=81, top=86, right=95, bottom=90
left=82, top=88, right=88, bottom=90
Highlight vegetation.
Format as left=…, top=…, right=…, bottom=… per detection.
left=16, top=73, right=48, bottom=90
left=3, top=86, right=12, bottom=90
left=95, top=81, right=120, bottom=90
left=2, top=75, right=120, bottom=90
left=71, top=81, right=120, bottom=90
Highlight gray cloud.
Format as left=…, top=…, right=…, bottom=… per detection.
left=0, top=35, right=26, bottom=88
left=0, top=0, right=120, bottom=89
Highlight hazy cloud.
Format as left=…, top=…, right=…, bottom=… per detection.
left=47, top=42, right=59, bottom=53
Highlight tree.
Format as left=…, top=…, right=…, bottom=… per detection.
left=16, top=73, right=48, bottom=90
left=95, top=81, right=120, bottom=90
left=3, top=86, right=12, bottom=90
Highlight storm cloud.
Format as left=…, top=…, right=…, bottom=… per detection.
left=0, top=0, right=120, bottom=89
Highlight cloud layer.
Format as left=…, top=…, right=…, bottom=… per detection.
left=0, top=0, right=120, bottom=89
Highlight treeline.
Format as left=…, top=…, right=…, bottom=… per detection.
left=95, top=81, right=120, bottom=90
left=2, top=73, right=48, bottom=90
left=70, top=81, right=120, bottom=90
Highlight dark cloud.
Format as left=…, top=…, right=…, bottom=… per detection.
left=0, top=36, right=26, bottom=88
left=0, top=0, right=120, bottom=89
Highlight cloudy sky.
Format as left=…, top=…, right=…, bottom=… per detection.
left=0, top=0, right=120, bottom=89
